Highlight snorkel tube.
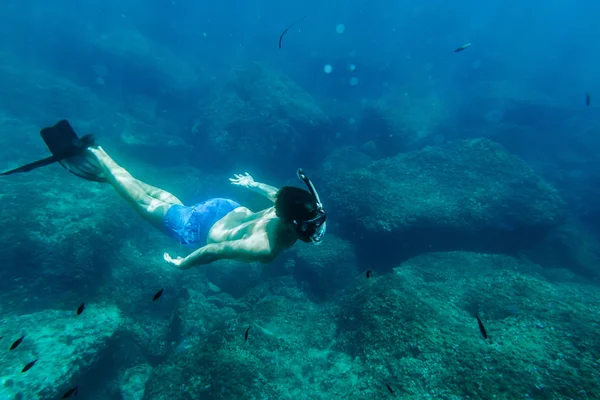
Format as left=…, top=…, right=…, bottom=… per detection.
left=296, top=168, right=327, bottom=244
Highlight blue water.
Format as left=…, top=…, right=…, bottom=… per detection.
left=0, top=0, right=599, bottom=399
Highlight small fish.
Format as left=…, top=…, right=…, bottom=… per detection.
left=77, top=303, right=85, bottom=315
left=454, top=42, right=472, bottom=52
left=476, top=314, right=488, bottom=339
left=244, top=326, right=251, bottom=341
left=21, top=359, right=37, bottom=373
left=279, top=16, right=307, bottom=49
left=153, top=288, right=164, bottom=301
left=10, top=335, right=25, bottom=351
left=385, top=383, right=394, bottom=394
left=61, top=385, right=79, bottom=399
left=586, top=92, right=591, bottom=107
left=366, top=270, right=372, bottom=278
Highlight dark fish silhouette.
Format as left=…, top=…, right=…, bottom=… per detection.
left=153, top=288, right=164, bottom=301
left=244, top=326, right=251, bottom=341
left=10, top=335, right=25, bottom=351
left=77, top=303, right=85, bottom=315
left=366, top=270, right=372, bottom=278
left=586, top=92, right=591, bottom=107
left=61, top=385, right=79, bottom=398
left=385, top=383, right=394, bottom=394
left=21, top=359, right=37, bottom=373
left=476, top=314, right=488, bottom=339
left=279, top=16, right=307, bottom=49
left=454, top=42, right=472, bottom=52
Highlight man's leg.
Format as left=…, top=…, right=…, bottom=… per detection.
left=136, top=181, right=184, bottom=206
left=88, top=147, right=181, bottom=228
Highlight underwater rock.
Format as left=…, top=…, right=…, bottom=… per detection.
left=294, top=234, right=358, bottom=300
left=335, top=251, right=600, bottom=398
left=0, top=51, right=190, bottom=168
left=144, top=287, right=339, bottom=399
left=175, top=288, right=237, bottom=341
left=120, top=363, right=153, bottom=400
left=204, top=261, right=262, bottom=299
left=523, top=216, right=600, bottom=279
left=0, top=52, right=115, bottom=125
left=113, top=112, right=188, bottom=166
left=358, top=90, right=450, bottom=157
left=192, top=62, right=333, bottom=176
left=327, top=138, right=566, bottom=267
left=0, top=306, right=121, bottom=399
left=143, top=335, right=278, bottom=400
left=320, top=146, right=373, bottom=180
left=93, top=28, right=199, bottom=93
left=123, top=316, right=171, bottom=359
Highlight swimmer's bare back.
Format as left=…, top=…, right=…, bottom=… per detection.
left=164, top=182, right=297, bottom=269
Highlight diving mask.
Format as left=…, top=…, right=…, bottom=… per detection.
left=295, top=168, right=327, bottom=245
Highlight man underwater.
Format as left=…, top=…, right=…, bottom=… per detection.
left=1, top=120, right=327, bottom=268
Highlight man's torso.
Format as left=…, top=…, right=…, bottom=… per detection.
left=208, top=206, right=292, bottom=258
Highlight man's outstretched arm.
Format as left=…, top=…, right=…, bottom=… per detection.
left=230, top=172, right=278, bottom=203
left=164, top=238, right=273, bottom=269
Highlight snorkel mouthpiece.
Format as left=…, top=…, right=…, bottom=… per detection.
left=311, top=220, right=326, bottom=245
left=296, top=168, right=327, bottom=244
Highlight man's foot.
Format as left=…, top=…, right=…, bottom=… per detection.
left=55, top=145, right=108, bottom=183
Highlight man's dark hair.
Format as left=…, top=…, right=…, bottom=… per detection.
left=275, top=186, right=318, bottom=223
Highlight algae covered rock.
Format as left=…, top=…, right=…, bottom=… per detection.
left=523, top=216, right=600, bottom=279
left=143, top=286, right=342, bottom=399
left=0, top=305, right=122, bottom=399
left=204, top=261, right=262, bottom=300
left=327, top=138, right=566, bottom=265
left=93, top=28, right=199, bottom=93
left=359, top=91, right=450, bottom=157
left=143, top=329, right=283, bottom=400
left=320, top=146, right=373, bottom=181
left=193, top=62, right=332, bottom=175
left=0, top=52, right=115, bottom=125
left=294, top=234, right=358, bottom=300
left=335, top=251, right=600, bottom=398
left=120, top=363, right=153, bottom=400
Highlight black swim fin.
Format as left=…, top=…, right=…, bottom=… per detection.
left=0, top=119, right=106, bottom=182
left=0, top=155, right=58, bottom=175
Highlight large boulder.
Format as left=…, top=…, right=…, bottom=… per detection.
left=119, top=363, right=153, bottom=400
left=0, top=50, right=194, bottom=167
left=523, top=216, right=600, bottom=279
left=0, top=306, right=122, bottom=399
left=0, top=52, right=115, bottom=126
left=92, top=28, right=199, bottom=94
left=335, top=251, right=600, bottom=398
left=326, top=138, right=565, bottom=267
left=143, top=284, right=341, bottom=400
left=192, top=62, right=333, bottom=176
left=293, top=235, right=358, bottom=300
left=358, top=90, right=450, bottom=158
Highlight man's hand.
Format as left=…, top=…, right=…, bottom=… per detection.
left=229, top=172, right=255, bottom=188
left=164, top=252, right=186, bottom=269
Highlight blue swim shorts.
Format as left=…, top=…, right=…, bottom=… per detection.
left=163, top=198, right=241, bottom=247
